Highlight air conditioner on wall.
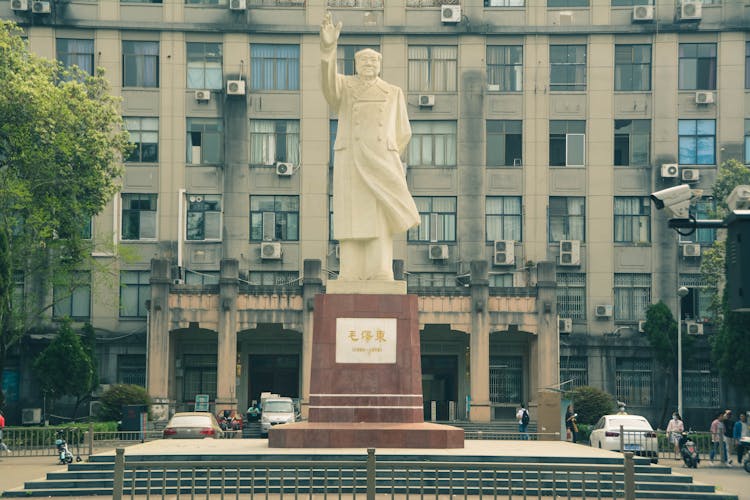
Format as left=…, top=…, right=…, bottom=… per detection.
left=685, top=320, right=704, bottom=335
left=559, top=318, right=573, bottom=334
left=11, top=0, right=29, bottom=11
left=31, top=0, right=50, bottom=13
left=682, top=243, right=701, bottom=257
left=632, top=5, right=654, bottom=22
left=638, top=320, right=647, bottom=333
left=275, top=162, right=294, bottom=176
left=661, top=163, right=678, bottom=178
left=559, top=240, right=581, bottom=266
left=195, top=90, right=210, bottom=102
left=681, top=168, right=700, bottom=182
left=227, top=80, right=246, bottom=95
left=493, top=240, right=515, bottom=266
left=428, top=244, right=449, bottom=260
left=695, top=91, right=714, bottom=104
left=679, top=0, right=702, bottom=21
left=440, top=5, right=461, bottom=23
left=229, top=0, right=246, bottom=10
left=260, top=241, right=282, bottom=260
left=419, top=94, right=435, bottom=107
left=595, top=304, right=613, bottom=318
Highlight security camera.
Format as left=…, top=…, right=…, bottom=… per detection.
left=650, top=184, right=698, bottom=219
left=727, top=185, right=750, bottom=211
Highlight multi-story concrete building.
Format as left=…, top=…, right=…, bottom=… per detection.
left=3, top=0, right=748, bottom=427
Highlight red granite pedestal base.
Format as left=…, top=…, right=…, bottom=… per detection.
left=270, top=293, right=464, bottom=449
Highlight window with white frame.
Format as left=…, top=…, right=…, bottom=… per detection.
left=124, top=117, right=159, bottom=163
left=486, top=196, right=522, bottom=242
left=550, top=44, right=586, bottom=91
left=250, top=44, right=300, bottom=91
left=408, top=45, right=457, bottom=93
left=249, top=120, right=300, bottom=166
left=53, top=271, right=91, bottom=320
left=408, top=197, right=457, bottom=243
left=186, top=194, right=222, bottom=241
left=486, top=45, right=522, bottom=91
left=678, top=43, right=716, bottom=91
left=614, top=197, right=651, bottom=243
left=122, top=41, right=159, bottom=88
left=250, top=195, right=299, bottom=241
left=556, top=272, right=586, bottom=320
left=678, top=119, right=715, bottom=165
left=56, top=38, right=94, bottom=75
left=185, top=0, right=223, bottom=6
left=615, top=357, right=652, bottom=406
left=614, top=119, right=650, bottom=166
left=683, top=360, right=720, bottom=408
left=121, top=194, right=157, bottom=240
left=119, top=270, right=150, bottom=318
left=489, top=273, right=513, bottom=287
left=614, top=44, right=651, bottom=92
left=336, top=44, right=381, bottom=76
left=487, top=120, right=522, bottom=167
left=549, top=120, right=585, bottom=166
left=560, top=356, right=588, bottom=390
left=186, top=42, right=222, bottom=90
left=548, top=196, right=585, bottom=242
left=408, top=121, right=457, bottom=167
left=484, top=0, right=525, bottom=8
left=679, top=274, right=713, bottom=323
left=614, top=273, right=651, bottom=321
left=186, top=118, right=223, bottom=165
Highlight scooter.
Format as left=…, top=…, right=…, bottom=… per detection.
left=738, top=436, right=750, bottom=473
left=55, top=429, right=80, bottom=465
left=678, top=431, right=700, bottom=468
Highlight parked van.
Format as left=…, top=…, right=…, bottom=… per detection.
left=260, top=396, right=297, bottom=437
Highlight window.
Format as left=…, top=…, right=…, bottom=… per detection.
left=560, top=356, right=588, bottom=390
left=247, top=271, right=300, bottom=287
left=185, top=0, right=222, bottom=4
left=615, top=358, right=652, bottom=406
left=679, top=43, right=716, bottom=90
left=408, top=121, right=457, bottom=167
left=680, top=274, right=712, bottom=323
left=329, top=194, right=335, bottom=241
left=336, top=44, right=380, bottom=76
left=682, top=197, right=717, bottom=244
left=485, top=0, right=524, bottom=6
left=614, top=197, right=651, bottom=243
left=611, top=0, right=651, bottom=7
left=486, top=46, right=522, bottom=92
left=408, top=197, right=457, bottom=242
left=487, top=120, right=522, bottom=166
left=187, top=194, right=221, bottom=241
left=250, top=44, right=300, bottom=91
left=328, top=0, right=383, bottom=6
left=56, top=38, right=94, bottom=75
left=184, top=270, right=220, bottom=285
left=549, top=197, right=585, bottom=242
left=746, top=42, right=750, bottom=89
left=250, top=195, right=300, bottom=241
left=122, top=0, right=163, bottom=3
left=117, top=354, right=146, bottom=387
left=489, top=356, right=522, bottom=404
left=12, top=271, right=24, bottom=310
left=557, top=272, right=586, bottom=320
left=678, top=119, right=715, bottom=165
left=186, top=118, right=223, bottom=165
left=120, top=270, right=150, bottom=318
left=486, top=196, right=522, bottom=242
left=683, top=361, right=720, bottom=408
left=614, top=273, right=651, bottom=321
left=182, top=354, right=216, bottom=401
left=550, top=45, right=586, bottom=91
left=330, top=120, right=337, bottom=167
left=745, top=119, right=750, bottom=163
left=124, top=117, right=159, bottom=163
left=121, top=194, right=157, bottom=240
left=408, top=45, right=457, bottom=92
left=549, top=120, right=585, bottom=166
left=614, top=119, right=650, bottom=166
left=406, top=272, right=458, bottom=289
left=547, top=0, right=587, bottom=6
left=489, top=273, right=513, bottom=287
left=249, top=120, right=300, bottom=166
left=186, top=42, right=222, bottom=90
left=614, top=44, right=651, bottom=91
left=53, top=271, right=91, bottom=320
left=122, top=41, right=159, bottom=88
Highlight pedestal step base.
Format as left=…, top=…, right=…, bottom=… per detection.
left=269, top=422, right=464, bottom=449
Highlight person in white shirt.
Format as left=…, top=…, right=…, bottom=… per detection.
left=666, top=413, right=684, bottom=456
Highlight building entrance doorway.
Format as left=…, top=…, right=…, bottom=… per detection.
left=421, top=355, right=458, bottom=421
left=248, top=355, right=299, bottom=404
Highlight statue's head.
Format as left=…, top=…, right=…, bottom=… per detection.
left=354, top=48, right=382, bottom=80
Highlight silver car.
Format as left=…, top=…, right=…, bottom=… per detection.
left=163, top=412, right=224, bottom=439
left=260, top=397, right=297, bottom=437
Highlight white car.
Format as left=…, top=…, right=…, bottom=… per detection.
left=260, top=397, right=297, bottom=437
left=589, top=414, right=658, bottom=463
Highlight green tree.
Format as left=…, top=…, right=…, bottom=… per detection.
left=0, top=21, right=130, bottom=407
left=95, top=384, right=151, bottom=422
left=33, top=321, right=96, bottom=417
left=709, top=159, right=750, bottom=219
left=565, top=386, right=616, bottom=425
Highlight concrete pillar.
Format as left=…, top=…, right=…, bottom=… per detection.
left=147, top=258, right=172, bottom=422
left=216, top=259, right=239, bottom=413
left=301, top=259, right=323, bottom=418
left=534, top=261, right=561, bottom=440
left=469, top=260, right=491, bottom=422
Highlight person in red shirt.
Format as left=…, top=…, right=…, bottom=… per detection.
left=0, top=410, right=9, bottom=452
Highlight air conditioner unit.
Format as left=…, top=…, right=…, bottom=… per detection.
left=685, top=320, right=704, bottom=335
left=559, top=240, right=581, bottom=266
left=559, top=318, right=573, bottom=334
left=440, top=4, right=461, bottom=23
left=632, top=5, right=654, bottom=22
left=681, top=168, right=700, bottom=182
left=595, top=304, right=613, bottom=318
left=172, top=278, right=184, bottom=285
left=31, top=0, right=50, bottom=13
left=11, top=0, right=29, bottom=11
left=558, top=11, right=573, bottom=25
left=195, top=90, right=210, bottom=102
left=229, top=0, right=246, bottom=9
left=21, top=408, right=42, bottom=425
left=638, top=320, right=647, bottom=333
left=419, top=94, right=435, bottom=107
left=695, top=91, right=714, bottom=104
left=727, top=185, right=750, bottom=210
left=260, top=241, right=282, bottom=260
left=275, top=162, right=294, bottom=176
left=227, top=80, right=246, bottom=96
left=682, top=243, right=701, bottom=257
left=428, top=244, right=449, bottom=260
left=493, top=240, right=515, bottom=266
left=679, top=0, right=702, bottom=21
left=661, top=163, right=679, bottom=178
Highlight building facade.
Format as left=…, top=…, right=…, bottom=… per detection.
left=3, top=0, right=749, bottom=427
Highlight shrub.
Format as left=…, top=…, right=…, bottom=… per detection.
left=565, top=386, right=617, bottom=425
left=95, top=384, right=151, bottom=422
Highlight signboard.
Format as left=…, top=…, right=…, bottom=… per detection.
left=194, top=394, right=210, bottom=412
left=335, top=317, right=397, bottom=364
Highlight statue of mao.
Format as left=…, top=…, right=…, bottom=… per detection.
left=320, top=12, right=420, bottom=292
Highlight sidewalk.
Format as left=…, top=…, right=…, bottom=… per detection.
left=0, top=455, right=68, bottom=495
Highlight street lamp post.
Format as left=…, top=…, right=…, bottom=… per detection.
left=677, top=286, right=689, bottom=417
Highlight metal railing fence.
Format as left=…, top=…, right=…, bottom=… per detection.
left=466, top=431, right=561, bottom=441
left=0, top=427, right=85, bottom=458
left=112, top=448, right=636, bottom=500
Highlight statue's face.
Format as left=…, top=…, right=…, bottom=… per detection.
left=355, top=53, right=380, bottom=79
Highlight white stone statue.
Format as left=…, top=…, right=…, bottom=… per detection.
left=320, top=12, right=420, bottom=294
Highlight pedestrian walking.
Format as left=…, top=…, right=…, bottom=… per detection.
left=566, top=405, right=579, bottom=443
left=0, top=410, right=10, bottom=453
left=516, top=403, right=530, bottom=440
left=723, top=409, right=735, bottom=465
left=666, top=412, right=684, bottom=456
left=709, top=412, right=725, bottom=463
left=733, top=412, right=747, bottom=464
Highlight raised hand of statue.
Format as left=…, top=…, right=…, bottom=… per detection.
left=320, top=11, right=342, bottom=50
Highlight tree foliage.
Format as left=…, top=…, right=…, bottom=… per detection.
left=565, top=386, right=616, bottom=425
left=0, top=21, right=130, bottom=407
left=95, top=384, right=151, bottom=422
left=709, top=159, right=750, bottom=219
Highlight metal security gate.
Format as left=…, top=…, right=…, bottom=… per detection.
left=489, top=356, right=522, bottom=419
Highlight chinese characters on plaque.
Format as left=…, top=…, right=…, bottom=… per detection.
left=335, top=318, right=397, bottom=364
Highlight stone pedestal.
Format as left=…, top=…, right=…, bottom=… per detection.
left=270, top=293, right=463, bottom=449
